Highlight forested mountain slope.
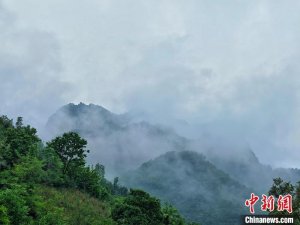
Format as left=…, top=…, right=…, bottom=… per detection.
left=47, top=103, right=300, bottom=193
left=121, top=151, right=250, bottom=225
left=0, top=115, right=192, bottom=225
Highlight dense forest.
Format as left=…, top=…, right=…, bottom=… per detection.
left=0, top=115, right=199, bottom=225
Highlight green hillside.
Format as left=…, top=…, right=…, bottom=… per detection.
left=121, top=151, right=251, bottom=225
left=0, top=115, right=195, bottom=225
left=35, top=186, right=114, bottom=225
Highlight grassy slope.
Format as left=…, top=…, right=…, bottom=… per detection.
left=37, top=186, right=115, bottom=225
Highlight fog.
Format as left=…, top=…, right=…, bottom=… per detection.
left=1, top=0, right=300, bottom=168
left=44, top=103, right=300, bottom=195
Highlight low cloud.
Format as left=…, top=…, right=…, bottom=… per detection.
left=0, top=1, right=69, bottom=130
left=1, top=0, right=300, bottom=167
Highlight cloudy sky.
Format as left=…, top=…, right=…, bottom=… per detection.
left=1, top=0, right=300, bottom=167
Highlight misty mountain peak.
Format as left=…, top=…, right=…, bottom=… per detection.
left=62, top=102, right=112, bottom=116
left=46, top=103, right=189, bottom=175
left=46, top=102, right=128, bottom=136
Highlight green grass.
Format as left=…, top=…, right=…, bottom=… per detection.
left=37, top=185, right=116, bottom=225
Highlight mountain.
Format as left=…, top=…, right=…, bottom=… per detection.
left=46, top=103, right=300, bottom=192
left=195, top=142, right=300, bottom=194
left=121, top=151, right=250, bottom=225
left=46, top=103, right=300, bottom=188
left=47, top=102, right=129, bottom=136
left=45, top=103, right=300, bottom=224
left=46, top=103, right=188, bottom=176
left=0, top=115, right=192, bottom=225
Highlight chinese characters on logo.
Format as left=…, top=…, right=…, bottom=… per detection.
left=245, top=193, right=292, bottom=214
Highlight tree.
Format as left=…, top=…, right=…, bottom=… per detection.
left=38, top=147, right=64, bottom=186
left=15, top=117, right=23, bottom=128
left=0, top=116, right=40, bottom=167
left=47, top=132, right=89, bottom=175
left=112, top=189, right=164, bottom=225
left=162, top=204, right=185, bottom=225
left=0, top=205, right=10, bottom=225
left=112, top=203, right=148, bottom=225
left=268, top=178, right=300, bottom=224
left=0, top=186, right=31, bottom=225
left=12, top=155, right=45, bottom=184
left=94, top=163, right=105, bottom=179
left=269, top=178, right=294, bottom=197
left=112, top=177, right=128, bottom=196
left=0, top=116, right=13, bottom=129
left=72, top=166, right=101, bottom=198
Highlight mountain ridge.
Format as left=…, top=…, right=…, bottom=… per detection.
left=46, top=103, right=300, bottom=192
left=120, top=150, right=251, bottom=225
